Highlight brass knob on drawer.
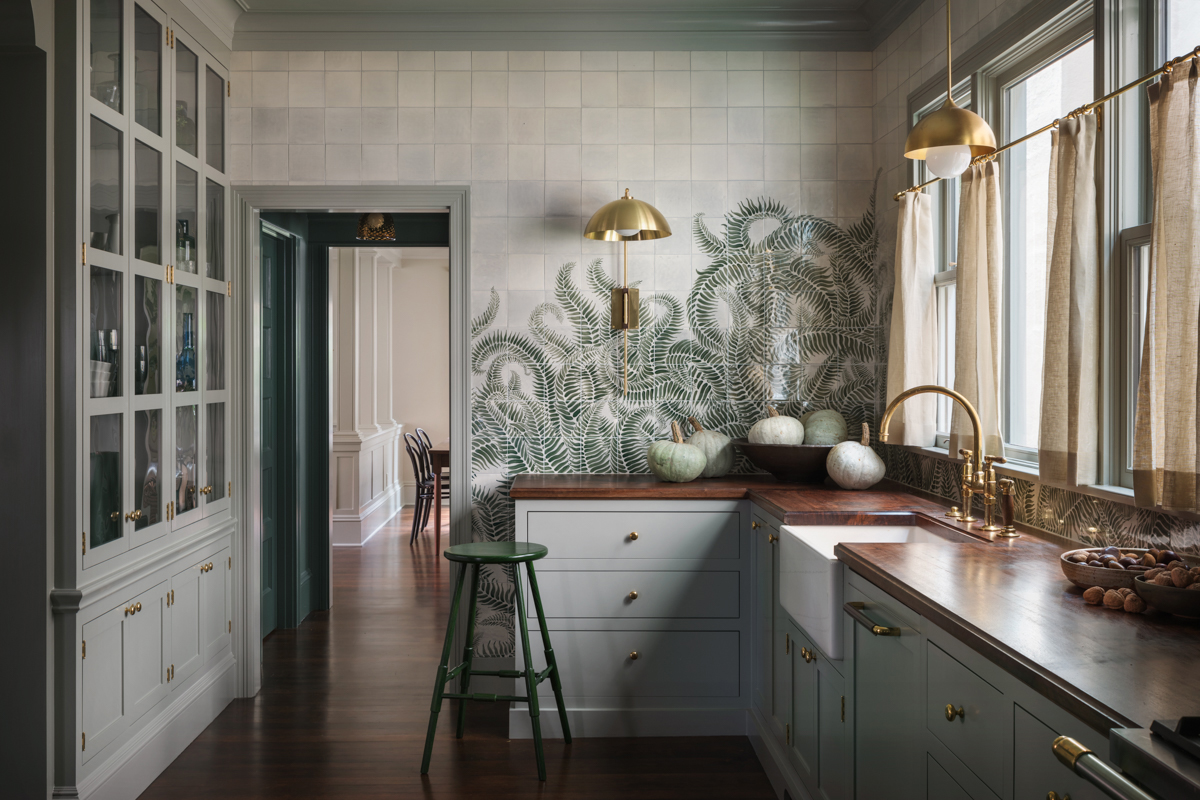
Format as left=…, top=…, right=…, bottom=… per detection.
left=751, top=521, right=760, bottom=530
left=629, top=651, right=639, bottom=660
left=768, top=534, right=778, bottom=544
left=628, top=591, right=638, bottom=600
left=628, top=532, right=639, bottom=541
left=945, top=704, right=964, bottom=722
left=1047, top=793, right=1071, bottom=800
left=802, top=647, right=815, bottom=663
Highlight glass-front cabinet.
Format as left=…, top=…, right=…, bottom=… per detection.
left=83, top=0, right=230, bottom=569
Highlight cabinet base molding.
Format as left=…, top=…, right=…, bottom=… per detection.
left=508, top=705, right=748, bottom=739
left=76, top=655, right=236, bottom=800
left=747, top=708, right=814, bottom=800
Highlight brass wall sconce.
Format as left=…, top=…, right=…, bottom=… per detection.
left=584, top=189, right=672, bottom=394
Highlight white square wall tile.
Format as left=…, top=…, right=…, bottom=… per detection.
left=288, top=72, right=325, bottom=108
left=729, top=107, right=764, bottom=143
left=545, top=51, right=581, bottom=70
left=288, top=51, right=324, bottom=71
left=836, top=107, right=873, bottom=143
left=362, top=72, right=398, bottom=107
left=253, top=51, right=288, bottom=71
left=729, top=144, right=764, bottom=180
left=325, top=71, right=361, bottom=107
left=324, top=52, right=360, bottom=71
left=545, top=182, right=582, bottom=216
left=362, top=144, right=398, bottom=180
left=435, top=51, right=471, bottom=70
left=229, top=144, right=251, bottom=181
left=472, top=218, right=508, bottom=254
left=691, top=71, right=727, bottom=107
left=231, top=52, right=252, bottom=71
left=398, top=72, right=435, bottom=107
left=764, top=52, right=800, bottom=70
left=509, top=145, right=546, bottom=180
left=229, top=107, right=251, bottom=143
left=799, top=71, right=836, bottom=107
left=618, top=108, right=654, bottom=143
left=362, top=107, right=398, bottom=143
left=546, top=72, right=582, bottom=107
left=800, top=107, right=836, bottom=143
left=509, top=181, right=545, bottom=216
left=837, top=144, right=873, bottom=179
left=582, top=108, right=617, bottom=143
left=326, top=144, right=361, bottom=180
left=618, top=72, right=654, bottom=106
left=472, top=51, right=507, bottom=70
left=618, top=51, right=654, bottom=71
left=288, top=144, right=324, bottom=181
left=398, top=51, right=435, bottom=70
left=654, top=108, right=690, bottom=143
left=435, top=107, right=471, bottom=142
left=545, top=145, right=581, bottom=180
left=509, top=72, right=545, bottom=107
left=653, top=145, right=690, bottom=180
left=252, top=72, right=288, bottom=108
left=325, top=108, right=361, bottom=143
left=654, top=51, right=690, bottom=70
left=766, top=144, right=802, bottom=180
left=765, top=71, right=800, bottom=106
left=434, top=143, right=471, bottom=180
left=435, top=72, right=472, bottom=107
left=545, top=108, right=582, bottom=144
left=472, top=144, right=507, bottom=180
left=691, top=144, right=727, bottom=180
left=764, top=107, right=800, bottom=143
left=691, top=108, right=728, bottom=143
left=398, top=108, right=435, bottom=143
left=582, top=72, right=618, bottom=107
left=508, top=108, right=545, bottom=144
left=472, top=71, right=508, bottom=107
left=728, top=51, right=764, bottom=70
left=508, top=218, right=545, bottom=253
left=472, top=181, right=508, bottom=216
left=581, top=51, right=618, bottom=70
left=837, top=71, right=873, bottom=107
left=230, top=71, right=251, bottom=107
left=472, top=107, right=509, bottom=143
left=509, top=51, right=545, bottom=71
left=289, top=107, right=324, bottom=143
left=618, top=144, right=654, bottom=180
left=508, top=254, right=545, bottom=290
left=691, top=180, right=728, bottom=217
left=691, top=51, right=727, bottom=70
left=582, top=144, right=618, bottom=180
left=654, top=71, right=690, bottom=107
left=362, top=51, right=398, bottom=71
left=801, top=144, right=836, bottom=179
left=728, top=71, right=764, bottom=107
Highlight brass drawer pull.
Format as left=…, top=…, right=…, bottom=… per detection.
left=628, top=531, right=639, bottom=541
left=751, top=521, right=760, bottom=530
left=801, top=647, right=815, bottom=663
left=629, top=651, right=639, bottom=660
left=945, top=704, right=964, bottom=722
left=1046, top=793, right=1071, bottom=800
left=768, top=533, right=778, bottom=544
left=628, top=591, right=638, bottom=600
left=844, top=601, right=901, bottom=636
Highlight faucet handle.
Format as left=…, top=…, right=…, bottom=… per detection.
left=957, top=448, right=974, bottom=466
left=983, top=454, right=1007, bottom=465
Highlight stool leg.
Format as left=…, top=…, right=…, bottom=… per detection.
left=525, top=562, right=572, bottom=744
left=511, top=563, right=546, bottom=781
left=420, top=561, right=467, bottom=774
left=455, top=563, right=481, bottom=739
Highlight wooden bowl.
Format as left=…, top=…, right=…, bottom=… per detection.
left=1060, top=548, right=1199, bottom=591
left=732, top=438, right=833, bottom=484
left=1133, top=575, right=1200, bottom=618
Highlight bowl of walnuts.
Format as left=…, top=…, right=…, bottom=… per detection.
left=1133, top=566, right=1200, bottom=618
left=1060, top=546, right=1197, bottom=591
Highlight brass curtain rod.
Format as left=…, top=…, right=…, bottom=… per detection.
left=893, top=43, right=1200, bottom=201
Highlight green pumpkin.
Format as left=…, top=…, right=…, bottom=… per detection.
left=687, top=416, right=734, bottom=478
left=748, top=405, right=805, bottom=445
left=827, top=423, right=886, bottom=490
left=803, top=409, right=849, bottom=446
left=647, top=421, right=708, bottom=482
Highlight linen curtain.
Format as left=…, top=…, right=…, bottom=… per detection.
left=885, top=193, right=938, bottom=445
left=1133, top=61, right=1200, bottom=511
left=948, top=162, right=1005, bottom=459
left=1038, top=115, right=1099, bottom=485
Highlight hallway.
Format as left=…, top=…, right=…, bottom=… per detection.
left=139, top=509, right=775, bottom=799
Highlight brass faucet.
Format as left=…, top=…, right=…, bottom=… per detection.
left=879, top=385, right=1007, bottom=533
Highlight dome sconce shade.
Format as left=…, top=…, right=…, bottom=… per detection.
left=356, top=212, right=396, bottom=242
left=904, top=2, right=997, bottom=177
left=584, top=189, right=672, bottom=394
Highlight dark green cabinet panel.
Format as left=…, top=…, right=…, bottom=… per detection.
left=817, top=657, right=848, bottom=800
left=1013, top=705, right=1104, bottom=800
left=928, top=753, right=974, bottom=800
left=790, top=621, right=818, bottom=784
left=753, top=513, right=776, bottom=718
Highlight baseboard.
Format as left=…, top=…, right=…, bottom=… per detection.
left=332, top=483, right=401, bottom=546
left=747, top=706, right=812, bottom=800
left=76, top=654, right=237, bottom=800
left=508, top=705, right=750, bottom=739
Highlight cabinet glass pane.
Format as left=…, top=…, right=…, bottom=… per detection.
left=205, top=67, right=225, bottom=171
left=133, top=5, right=161, bottom=134
left=176, top=405, right=198, bottom=514
left=133, top=275, right=162, bottom=395
left=207, top=403, right=225, bottom=501
left=89, top=0, right=122, bottom=112
left=89, top=117, right=123, bottom=255
left=175, top=163, right=198, bottom=273
left=90, top=413, right=123, bottom=549
left=205, top=180, right=224, bottom=279
left=134, top=409, right=161, bottom=530
left=206, top=291, right=225, bottom=390
left=175, top=285, right=198, bottom=392
left=90, top=266, right=123, bottom=399
left=134, top=142, right=161, bottom=263
left=176, top=43, right=198, bottom=157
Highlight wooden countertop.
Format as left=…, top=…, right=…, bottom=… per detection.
left=511, top=473, right=1200, bottom=734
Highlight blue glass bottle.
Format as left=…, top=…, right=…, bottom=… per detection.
left=176, top=312, right=197, bottom=391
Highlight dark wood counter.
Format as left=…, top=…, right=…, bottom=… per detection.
left=510, top=473, right=1200, bottom=735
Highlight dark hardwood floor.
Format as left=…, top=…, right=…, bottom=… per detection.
left=139, top=508, right=776, bottom=799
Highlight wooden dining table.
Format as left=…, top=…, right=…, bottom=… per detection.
left=430, top=440, right=449, bottom=534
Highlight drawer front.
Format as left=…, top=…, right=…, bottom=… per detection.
left=1013, top=705, right=1105, bottom=800
left=529, top=630, right=740, bottom=698
left=928, top=753, right=976, bottom=800
left=530, top=570, right=739, bottom=619
left=926, top=643, right=1008, bottom=794
left=526, top=511, right=740, bottom=560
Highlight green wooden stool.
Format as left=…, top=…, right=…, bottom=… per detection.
left=420, top=541, right=571, bottom=781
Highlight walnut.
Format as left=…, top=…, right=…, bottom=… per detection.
left=1117, top=587, right=1134, bottom=598
left=1146, top=568, right=1164, bottom=580
left=1124, top=594, right=1147, bottom=613
left=1188, top=583, right=1200, bottom=591
left=1172, top=568, right=1194, bottom=588
left=1083, top=586, right=1105, bottom=605
left=1154, top=572, right=1175, bottom=586
left=1103, top=590, right=1125, bottom=610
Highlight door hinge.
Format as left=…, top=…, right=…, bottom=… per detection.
left=785, top=723, right=790, bottom=745
left=227, top=280, right=232, bottom=297
left=82, top=641, right=86, bottom=659
left=229, top=481, right=233, bottom=499
left=228, top=556, right=231, bottom=569
left=841, top=695, right=845, bottom=722
left=81, top=242, right=86, bottom=264
left=82, top=732, right=86, bottom=751
left=165, top=26, right=169, bottom=46
left=785, top=633, right=790, bottom=655
left=82, top=531, right=87, bottom=555
left=228, top=620, right=231, bottom=633
left=227, top=79, right=231, bottom=97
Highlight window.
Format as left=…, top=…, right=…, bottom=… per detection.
left=1000, top=38, right=1094, bottom=461
left=1165, top=0, right=1200, bottom=60
left=1117, top=226, right=1151, bottom=487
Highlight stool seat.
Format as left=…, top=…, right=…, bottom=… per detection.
left=444, top=541, right=548, bottom=564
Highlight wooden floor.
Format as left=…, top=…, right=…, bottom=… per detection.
left=140, top=508, right=776, bottom=799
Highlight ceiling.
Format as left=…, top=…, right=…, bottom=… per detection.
left=195, top=0, right=920, bottom=52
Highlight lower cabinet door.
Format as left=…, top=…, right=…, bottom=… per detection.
left=928, top=753, right=975, bottom=800
left=816, top=658, right=849, bottom=800
left=1013, top=705, right=1105, bottom=800
left=171, top=561, right=204, bottom=686
left=202, top=548, right=231, bottom=662
left=82, top=604, right=128, bottom=763
left=124, top=581, right=169, bottom=724
left=790, top=622, right=818, bottom=784
left=772, top=603, right=793, bottom=742
left=752, top=513, right=776, bottom=717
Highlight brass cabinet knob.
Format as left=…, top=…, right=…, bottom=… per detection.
left=1046, top=793, right=1071, bottom=800
left=628, top=591, right=638, bottom=600
left=135, top=602, right=141, bottom=612
left=629, top=651, right=639, bottom=660
left=945, top=704, right=965, bottom=722
left=768, top=533, right=778, bottom=544
left=110, top=511, right=121, bottom=522
left=802, top=647, right=815, bottom=663
left=628, top=532, right=639, bottom=541
left=124, top=509, right=142, bottom=522
left=751, top=521, right=760, bottom=530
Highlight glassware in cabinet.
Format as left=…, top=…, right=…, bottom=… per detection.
left=90, top=266, right=123, bottom=399
left=175, top=284, right=198, bottom=393
left=133, top=5, right=161, bottom=135
left=89, top=0, right=123, bottom=113
left=133, top=274, right=161, bottom=395
left=133, top=409, right=162, bottom=530
left=89, top=117, right=123, bottom=256
left=89, top=413, right=123, bottom=550
left=176, top=164, right=198, bottom=273
left=204, top=66, right=224, bottom=172
left=175, top=42, right=198, bottom=157
left=133, top=141, right=161, bottom=264
left=205, top=290, right=225, bottom=390
left=206, top=403, right=225, bottom=503
left=175, top=404, right=199, bottom=516
left=205, top=180, right=224, bottom=280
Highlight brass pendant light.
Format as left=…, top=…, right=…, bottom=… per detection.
left=584, top=189, right=672, bottom=394
left=356, top=212, right=396, bottom=241
left=904, top=1, right=997, bottom=177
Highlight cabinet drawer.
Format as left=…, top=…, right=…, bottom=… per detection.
left=526, top=511, right=740, bottom=560
left=928, top=753, right=975, bottom=800
left=528, top=630, right=740, bottom=698
left=926, top=642, right=1008, bottom=794
left=530, top=570, right=739, bottom=619
left=1013, top=705, right=1104, bottom=800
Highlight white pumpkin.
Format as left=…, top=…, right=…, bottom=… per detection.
left=827, top=423, right=886, bottom=490
left=803, top=409, right=849, bottom=446
left=748, top=405, right=805, bottom=445
left=686, top=417, right=735, bottom=478
left=647, top=421, right=708, bottom=482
